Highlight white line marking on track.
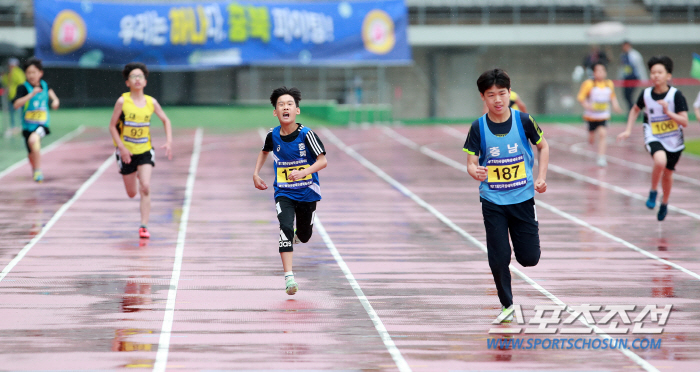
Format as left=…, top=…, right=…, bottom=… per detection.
left=315, top=217, right=412, bottom=372
left=0, top=152, right=111, bottom=282
left=389, top=126, right=700, bottom=281
left=257, top=127, right=411, bottom=371
left=0, top=125, right=85, bottom=181
left=153, top=128, right=203, bottom=372
left=440, top=125, right=700, bottom=221
left=323, top=127, right=658, bottom=372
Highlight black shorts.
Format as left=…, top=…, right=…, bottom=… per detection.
left=587, top=120, right=607, bottom=132
left=646, top=141, right=682, bottom=171
left=22, top=126, right=50, bottom=152
left=115, top=148, right=155, bottom=175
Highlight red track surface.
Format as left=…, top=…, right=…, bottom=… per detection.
left=1, top=123, right=699, bottom=371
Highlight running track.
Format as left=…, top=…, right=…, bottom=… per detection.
left=1, top=123, right=699, bottom=371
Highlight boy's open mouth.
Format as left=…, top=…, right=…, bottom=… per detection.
left=283, top=112, right=290, bottom=118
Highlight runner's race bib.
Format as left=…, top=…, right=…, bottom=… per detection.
left=24, top=109, right=47, bottom=124
left=123, top=125, right=151, bottom=144
left=592, top=102, right=609, bottom=112
left=650, top=119, right=678, bottom=136
left=487, top=155, right=527, bottom=190
left=277, top=159, right=312, bottom=189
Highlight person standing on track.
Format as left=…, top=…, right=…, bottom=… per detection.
left=464, top=69, right=549, bottom=322
left=617, top=56, right=689, bottom=221
left=253, top=87, right=328, bottom=296
left=12, top=58, right=60, bottom=183
left=108, top=62, right=173, bottom=239
left=577, top=62, right=623, bottom=167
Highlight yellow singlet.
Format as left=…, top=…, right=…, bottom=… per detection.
left=117, top=92, right=154, bottom=155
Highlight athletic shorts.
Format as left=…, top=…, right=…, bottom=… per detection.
left=22, top=126, right=50, bottom=153
left=587, top=120, right=607, bottom=132
left=115, top=148, right=155, bottom=175
left=646, top=141, right=682, bottom=171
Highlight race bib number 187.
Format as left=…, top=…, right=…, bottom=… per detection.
left=487, top=155, right=527, bottom=191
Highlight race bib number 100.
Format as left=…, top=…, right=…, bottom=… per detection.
left=487, top=155, right=527, bottom=191
left=276, top=159, right=313, bottom=189
left=651, top=119, right=678, bottom=136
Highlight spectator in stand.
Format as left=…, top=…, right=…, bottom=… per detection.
left=583, top=45, right=610, bottom=80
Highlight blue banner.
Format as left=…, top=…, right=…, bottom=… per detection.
left=35, top=0, right=411, bottom=69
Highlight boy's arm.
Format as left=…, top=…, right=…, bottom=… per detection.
left=48, top=88, right=59, bottom=110
left=577, top=81, right=591, bottom=111
left=694, top=106, right=700, bottom=124
left=534, top=137, right=549, bottom=193
left=467, top=154, right=487, bottom=182
left=152, top=98, right=173, bottom=160
left=617, top=105, right=641, bottom=141
left=109, top=97, right=131, bottom=164
left=253, top=150, right=270, bottom=190
left=289, top=153, right=327, bottom=181
left=13, top=87, right=36, bottom=110
left=612, top=95, right=623, bottom=114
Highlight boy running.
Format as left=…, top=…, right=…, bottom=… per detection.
left=12, top=58, right=60, bottom=182
left=577, top=62, right=623, bottom=167
left=464, top=69, right=549, bottom=322
left=253, top=87, right=328, bottom=295
left=108, top=62, right=173, bottom=238
left=617, top=56, right=689, bottom=221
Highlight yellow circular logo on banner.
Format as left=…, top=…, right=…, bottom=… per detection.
left=51, top=10, right=87, bottom=55
left=362, top=10, right=395, bottom=55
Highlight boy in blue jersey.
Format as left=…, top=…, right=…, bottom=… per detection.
left=464, top=69, right=549, bottom=322
left=12, top=58, right=60, bottom=182
left=253, top=87, right=328, bottom=295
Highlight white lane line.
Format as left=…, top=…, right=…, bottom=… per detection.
left=258, top=127, right=411, bottom=371
left=315, top=217, right=412, bottom=372
left=323, top=127, right=658, bottom=372
left=153, top=128, right=203, bottom=372
left=0, top=153, right=111, bottom=282
left=441, top=125, right=700, bottom=221
left=0, top=125, right=85, bottom=181
left=386, top=126, right=700, bottom=282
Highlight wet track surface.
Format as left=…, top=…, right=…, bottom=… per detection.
left=1, top=123, right=700, bottom=371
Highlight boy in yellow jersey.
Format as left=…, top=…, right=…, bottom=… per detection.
left=618, top=56, right=689, bottom=221
left=13, top=58, right=60, bottom=182
left=108, top=62, right=173, bottom=238
left=577, top=62, right=622, bottom=167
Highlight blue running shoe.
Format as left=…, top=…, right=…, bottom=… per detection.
left=33, top=170, right=43, bottom=183
left=646, top=190, right=657, bottom=209
left=658, top=204, right=668, bottom=221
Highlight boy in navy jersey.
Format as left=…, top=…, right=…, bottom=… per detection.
left=253, top=87, right=328, bottom=295
left=617, top=56, right=689, bottom=221
left=464, top=69, right=549, bottom=322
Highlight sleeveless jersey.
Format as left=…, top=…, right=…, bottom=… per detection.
left=117, top=92, right=154, bottom=155
left=479, top=109, right=535, bottom=205
left=642, top=87, right=684, bottom=152
left=21, top=80, right=50, bottom=132
left=271, top=126, right=321, bottom=202
left=581, top=79, right=615, bottom=121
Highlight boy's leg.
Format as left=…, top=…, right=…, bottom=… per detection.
left=294, top=201, right=317, bottom=243
left=121, top=173, right=138, bottom=198
left=276, top=196, right=296, bottom=270
left=596, top=125, right=607, bottom=157
left=650, top=150, right=666, bottom=193
left=657, top=150, right=681, bottom=221
left=136, top=164, right=153, bottom=226
left=508, top=198, right=541, bottom=268
left=27, top=131, right=41, bottom=171
left=482, top=198, right=514, bottom=308
left=587, top=122, right=595, bottom=145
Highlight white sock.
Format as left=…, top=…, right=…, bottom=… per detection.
left=284, top=271, right=294, bottom=280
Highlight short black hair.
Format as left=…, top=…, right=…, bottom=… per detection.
left=23, top=58, right=43, bottom=72
left=647, top=56, right=673, bottom=74
left=592, top=62, right=607, bottom=71
left=476, top=68, right=511, bottom=94
left=123, top=62, right=149, bottom=81
left=270, top=86, right=302, bottom=107
left=622, top=40, right=631, bottom=46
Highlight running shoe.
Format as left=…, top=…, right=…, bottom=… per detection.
left=596, top=156, right=607, bottom=167
left=646, top=190, right=658, bottom=209
left=285, top=277, right=299, bottom=295
left=33, top=170, right=43, bottom=183
left=657, top=204, right=668, bottom=221
left=499, top=305, right=515, bottom=323
left=139, top=227, right=150, bottom=239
